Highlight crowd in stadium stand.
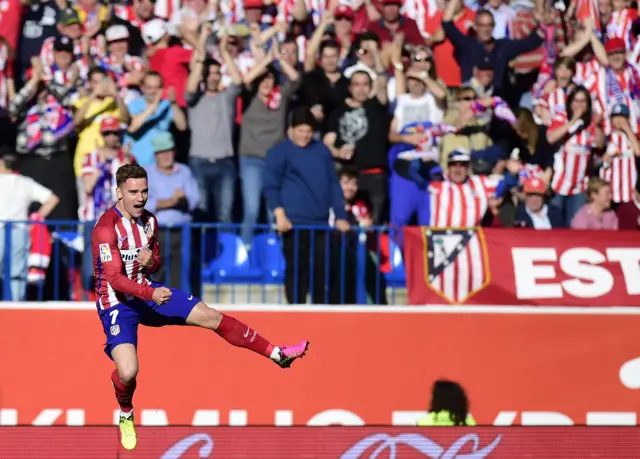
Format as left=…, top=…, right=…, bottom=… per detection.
left=1, top=0, right=640, bottom=302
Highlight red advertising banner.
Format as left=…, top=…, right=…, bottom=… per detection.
left=1, top=306, right=640, bottom=426
left=403, top=228, right=640, bottom=306
left=1, top=426, right=639, bottom=458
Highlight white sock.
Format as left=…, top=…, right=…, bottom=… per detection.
left=270, top=346, right=281, bottom=361
left=120, top=409, right=133, bottom=419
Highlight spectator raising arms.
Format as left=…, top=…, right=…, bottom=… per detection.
left=238, top=39, right=300, bottom=246
left=186, top=26, right=242, bottom=224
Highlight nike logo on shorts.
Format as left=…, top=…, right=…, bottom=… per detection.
left=187, top=295, right=193, bottom=300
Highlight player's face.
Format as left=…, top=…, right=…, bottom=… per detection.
left=117, top=177, right=148, bottom=218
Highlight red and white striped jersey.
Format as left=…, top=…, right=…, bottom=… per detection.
left=550, top=115, right=596, bottom=196
left=536, top=87, right=568, bottom=125
left=428, top=175, right=498, bottom=228
left=79, top=149, right=130, bottom=222
left=0, top=41, right=13, bottom=109
left=591, top=64, right=640, bottom=134
left=599, top=130, right=638, bottom=203
left=607, top=8, right=638, bottom=50
left=92, top=207, right=161, bottom=309
left=277, top=0, right=328, bottom=25
left=575, top=58, right=601, bottom=88
left=403, top=0, right=438, bottom=38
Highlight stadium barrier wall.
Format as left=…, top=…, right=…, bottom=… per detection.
left=0, top=221, right=401, bottom=304
left=1, top=302, right=640, bottom=427
left=1, top=426, right=639, bottom=458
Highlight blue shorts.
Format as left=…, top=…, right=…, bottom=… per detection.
left=98, top=283, right=200, bottom=359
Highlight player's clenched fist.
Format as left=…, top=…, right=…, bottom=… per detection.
left=137, top=248, right=154, bottom=269
left=152, top=287, right=172, bottom=305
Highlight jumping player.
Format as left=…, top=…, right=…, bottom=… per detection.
left=91, top=164, right=309, bottom=450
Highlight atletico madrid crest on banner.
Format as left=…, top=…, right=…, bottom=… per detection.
left=422, top=228, right=491, bottom=304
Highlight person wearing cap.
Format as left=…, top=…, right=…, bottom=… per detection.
left=144, top=18, right=193, bottom=109
left=79, top=115, right=132, bottom=222
left=0, top=146, right=59, bottom=301
left=186, top=31, right=243, bottom=224
left=145, top=131, right=199, bottom=227
left=8, top=56, right=77, bottom=220
left=38, top=8, right=83, bottom=70
left=324, top=59, right=389, bottom=224
left=441, top=0, right=543, bottom=101
left=589, top=35, right=640, bottom=132
left=367, top=0, right=424, bottom=47
left=598, top=103, right=640, bottom=205
left=514, top=177, right=564, bottom=229
left=42, top=35, right=82, bottom=86
left=101, top=25, right=145, bottom=104
left=145, top=131, right=200, bottom=290
left=263, top=107, right=349, bottom=304
left=393, top=148, right=505, bottom=228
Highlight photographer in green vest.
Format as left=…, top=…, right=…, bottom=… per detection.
left=416, top=379, right=476, bottom=426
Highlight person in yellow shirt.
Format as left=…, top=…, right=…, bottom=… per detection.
left=73, top=67, right=130, bottom=205
left=416, top=379, right=476, bottom=426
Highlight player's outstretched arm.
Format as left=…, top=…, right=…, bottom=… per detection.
left=93, top=225, right=156, bottom=302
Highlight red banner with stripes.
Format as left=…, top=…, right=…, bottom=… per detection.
left=402, top=228, right=640, bottom=306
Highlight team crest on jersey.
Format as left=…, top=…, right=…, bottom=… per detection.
left=99, top=243, right=112, bottom=262
left=110, top=325, right=120, bottom=336
left=424, top=228, right=491, bottom=304
left=144, top=222, right=153, bottom=238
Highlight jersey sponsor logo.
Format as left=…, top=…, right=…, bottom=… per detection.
left=99, top=244, right=112, bottom=262
left=110, top=325, right=120, bottom=336
left=120, top=251, right=140, bottom=262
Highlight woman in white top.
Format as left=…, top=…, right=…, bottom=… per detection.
left=387, top=40, right=448, bottom=227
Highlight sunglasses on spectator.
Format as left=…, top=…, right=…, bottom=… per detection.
left=102, top=131, right=120, bottom=136
left=413, top=53, right=431, bottom=62
left=335, top=15, right=352, bottom=21
left=357, top=48, right=369, bottom=55
left=228, top=39, right=240, bottom=46
left=457, top=96, right=474, bottom=102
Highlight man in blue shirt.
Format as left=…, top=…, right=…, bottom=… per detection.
left=264, top=107, right=349, bottom=304
left=145, top=132, right=200, bottom=291
left=126, top=72, right=187, bottom=167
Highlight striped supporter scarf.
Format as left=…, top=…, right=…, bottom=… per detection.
left=25, top=95, right=74, bottom=151
left=471, top=96, right=517, bottom=125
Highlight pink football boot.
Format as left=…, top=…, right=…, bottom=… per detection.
left=276, top=340, right=310, bottom=368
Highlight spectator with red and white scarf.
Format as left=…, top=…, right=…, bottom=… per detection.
left=99, top=25, right=146, bottom=104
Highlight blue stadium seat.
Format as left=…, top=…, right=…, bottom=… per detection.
left=204, top=232, right=262, bottom=283
left=384, top=238, right=406, bottom=287
left=250, top=233, right=285, bottom=284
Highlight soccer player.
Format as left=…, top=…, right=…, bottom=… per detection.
left=91, top=164, right=309, bottom=450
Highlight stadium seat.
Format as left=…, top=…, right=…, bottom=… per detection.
left=204, top=232, right=262, bottom=283
left=384, top=238, right=406, bottom=287
left=250, top=233, right=286, bottom=284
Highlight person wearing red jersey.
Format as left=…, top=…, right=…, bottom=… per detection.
left=91, top=164, right=309, bottom=451
left=547, top=85, right=605, bottom=226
